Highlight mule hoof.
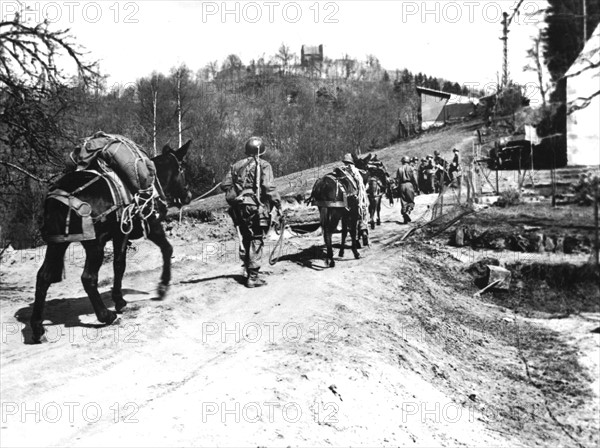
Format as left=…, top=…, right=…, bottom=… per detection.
left=377, top=220, right=381, bottom=226
left=99, top=310, right=118, bottom=326
left=31, top=323, right=45, bottom=344
left=114, top=299, right=128, bottom=313
left=157, top=282, right=169, bottom=299
left=370, top=221, right=375, bottom=230
left=353, top=251, right=361, bottom=259
left=338, top=249, right=345, bottom=258
left=328, top=259, right=336, bottom=268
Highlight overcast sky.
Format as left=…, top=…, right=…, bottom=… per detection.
left=5, top=0, right=550, bottom=103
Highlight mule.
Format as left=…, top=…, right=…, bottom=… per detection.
left=310, top=155, right=370, bottom=268
left=30, top=140, right=192, bottom=343
left=366, top=176, right=383, bottom=229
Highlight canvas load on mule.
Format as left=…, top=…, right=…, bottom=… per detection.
left=71, top=131, right=157, bottom=195
left=42, top=133, right=159, bottom=244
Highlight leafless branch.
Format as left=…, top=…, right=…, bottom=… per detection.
left=0, top=161, right=48, bottom=183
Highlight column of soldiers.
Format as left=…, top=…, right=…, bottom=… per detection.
left=222, top=136, right=463, bottom=288
left=411, top=149, right=462, bottom=195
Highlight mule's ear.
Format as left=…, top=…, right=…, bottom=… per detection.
left=162, top=144, right=172, bottom=154
left=364, top=154, right=372, bottom=164
left=175, top=139, right=192, bottom=159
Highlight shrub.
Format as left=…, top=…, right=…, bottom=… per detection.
left=496, top=187, right=521, bottom=207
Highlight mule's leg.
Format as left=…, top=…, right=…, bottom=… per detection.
left=31, top=243, right=70, bottom=343
left=147, top=218, right=172, bottom=299
left=369, top=199, right=376, bottom=230
left=350, top=214, right=361, bottom=259
left=320, top=208, right=335, bottom=267
left=376, top=197, right=382, bottom=225
left=111, top=232, right=129, bottom=313
left=81, top=240, right=117, bottom=325
left=339, top=211, right=348, bottom=259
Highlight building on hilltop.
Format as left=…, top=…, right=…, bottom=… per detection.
left=301, top=45, right=324, bottom=75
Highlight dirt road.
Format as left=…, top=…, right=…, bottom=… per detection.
left=1, top=194, right=598, bottom=447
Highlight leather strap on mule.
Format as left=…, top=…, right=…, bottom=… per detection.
left=45, top=189, right=96, bottom=243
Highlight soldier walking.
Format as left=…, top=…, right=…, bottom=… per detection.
left=396, top=156, right=419, bottom=223
left=448, top=148, right=463, bottom=202
left=221, top=137, right=281, bottom=288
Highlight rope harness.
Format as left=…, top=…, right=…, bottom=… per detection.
left=119, top=188, right=157, bottom=236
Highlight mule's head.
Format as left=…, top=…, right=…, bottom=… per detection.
left=153, top=140, right=193, bottom=207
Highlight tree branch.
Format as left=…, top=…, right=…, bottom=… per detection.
left=568, top=90, right=600, bottom=114
left=0, top=161, right=48, bottom=183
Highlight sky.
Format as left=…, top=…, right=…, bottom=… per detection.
left=3, top=0, right=551, bottom=104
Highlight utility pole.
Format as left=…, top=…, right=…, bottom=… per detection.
left=500, top=0, right=526, bottom=90
left=501, top=12, right=509, bottom=90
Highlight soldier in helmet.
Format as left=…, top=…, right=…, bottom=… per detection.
left=221, top=137, right=281, bottom=288
left=395, top=156, right=419, bottom=223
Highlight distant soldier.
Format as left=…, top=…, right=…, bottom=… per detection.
left=395, top=156, right=419, bottom=223
left=433, top=150, right=448, bottom=193
left=449, top=148, right=463, bottom=202
left=424, top=155, right=436, bottom=194
left=417, top=158, right=428, bottom=194
left=222, top=137, right=281, bottom=288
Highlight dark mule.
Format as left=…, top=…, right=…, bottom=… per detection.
left=310, top=155, right=370, bottom=268
left=31, top=141, right=192, bottom=343
left=364, top=163, right=392, bottom=229
left=366, top=177, right=383, bottom=229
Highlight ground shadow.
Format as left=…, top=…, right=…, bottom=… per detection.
left=273, top=244, right=363, bottom=270
left=180, top=274, right=245, bottom=285
left=14, top=288, right=150, bottom=344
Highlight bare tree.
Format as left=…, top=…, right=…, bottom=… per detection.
left=171, top=65, right=192, bottom=148
left=275, top=43, right=296, bottom=74
left=524, top=30, right=550, bottom=108
left=0, top=15, right=99, bottom=182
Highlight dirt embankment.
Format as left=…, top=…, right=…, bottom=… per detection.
left=2, top=189, right=599, bottom=446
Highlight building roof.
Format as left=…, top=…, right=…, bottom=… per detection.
left=415, top=86, right=451, bottom=99
left=447, top=93, right=480, bottom=105
left=302, top=45, right=322, bottom=55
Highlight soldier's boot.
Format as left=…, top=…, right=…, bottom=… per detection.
left=245, top=268, right=266, bottom=288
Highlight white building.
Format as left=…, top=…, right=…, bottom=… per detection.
left=564, top=23, right=600, bottom=167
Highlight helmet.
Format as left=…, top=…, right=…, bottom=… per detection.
left=434, top=150, right=440, bottom=156
left=453, top=148, right=459, bottom=153
left=401, top=156, right=410, bottom=164
left=342, top=153, right=354, bottom=164
left=245, top=136, right=266, bottom=156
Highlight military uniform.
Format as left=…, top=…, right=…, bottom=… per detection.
left=433, top=151, right=448, bottom=193
left=221, top=137, right=281, bottom=288
left=396, top=157, right=419, bottom=223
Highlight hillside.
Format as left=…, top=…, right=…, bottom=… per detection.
left=178, top=121, right=481, bottom=216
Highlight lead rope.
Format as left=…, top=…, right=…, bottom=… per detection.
left=269, top=214, right=286, bottom=265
